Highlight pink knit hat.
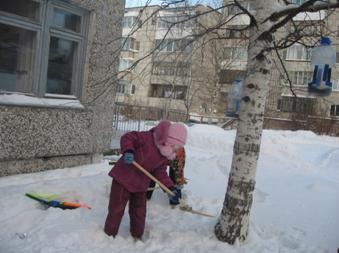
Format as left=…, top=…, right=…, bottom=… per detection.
left=166, top=123, right=187, bottom=146
left=154, top=120, right=171, bottom=145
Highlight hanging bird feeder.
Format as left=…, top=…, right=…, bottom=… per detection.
left=308, top=36, right=336, bottom=95
left=226, top=76, right=243, bottom=117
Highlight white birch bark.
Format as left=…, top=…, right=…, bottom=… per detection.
left=214, top=0, right=275, bottom=244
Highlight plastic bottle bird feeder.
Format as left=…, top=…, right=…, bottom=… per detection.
left=308, top=37, right=336, bottom=95
left=226, top=76, right=243, bottom=117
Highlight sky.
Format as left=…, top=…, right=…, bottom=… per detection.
left=0, top=124, right=338, bottom=253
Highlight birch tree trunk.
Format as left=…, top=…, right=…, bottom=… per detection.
left=214, top=0, right=274, bottom=244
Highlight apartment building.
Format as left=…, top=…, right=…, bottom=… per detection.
left=116, top=5, right=222, bottom=116
left=117, top=2, right=339, bottom=125
left=221, top=0, right=339, bottom=120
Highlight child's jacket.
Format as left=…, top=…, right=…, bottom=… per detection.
left=108, top=129, right=174, bottom=192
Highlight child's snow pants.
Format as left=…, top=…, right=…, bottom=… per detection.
left=104, top=180, right=147, bottom=238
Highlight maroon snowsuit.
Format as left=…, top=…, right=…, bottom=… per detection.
left=104, top=127, right=174, bottom=238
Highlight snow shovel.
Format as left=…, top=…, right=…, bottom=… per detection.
left=132, top=161, right=215, bottom=218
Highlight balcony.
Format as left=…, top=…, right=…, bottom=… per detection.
left=293, top=10, right=325, bottom=21
left=150, top=75, right=189, bottom=85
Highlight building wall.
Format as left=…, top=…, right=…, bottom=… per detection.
left=117, top=5, right=220, bottom=115
left=116, top=2, right=339, bottom=124
left=267, top=8, right=339, bottom=118
left=221, top=0, right=339, bottom=120
left=0, top=0, right=125, bottom=176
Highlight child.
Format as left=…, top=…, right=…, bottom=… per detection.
left=104, top=120, right=187, bottom=240
left=146, top=146, right=186, bottom=205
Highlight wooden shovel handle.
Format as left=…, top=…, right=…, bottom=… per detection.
left=132, top=161, right=175, bottom=196
left=132, top=161, right=214, bottom=217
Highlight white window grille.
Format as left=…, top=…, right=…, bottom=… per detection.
left=285, top=44, right=311, bottom=61
left=288, top=71, right=313, bottom=86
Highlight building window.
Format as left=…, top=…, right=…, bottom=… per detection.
left=0, top=0, right=88, bottom=98
left=336, top=52, right=339, bottom=63
left=287, top=71, right=313, bottom=86
left=122, top=16, right=137, bottom=28
left=279, top=96, right=315, bottom=114
left=150, top=84, right=187, bottom=100
left=155, top=39, right=192, bottom=53
left=332, top=80, right=339, bottom=91
left=0, top=23, right=37, bottom=93
left=116, top=80, right=126, bottom=94
left=285, top=43, right=311, bottom=61
left=223, top=47, right=248, bottom=61
left=157, top=15, right=195, bottom=29
left=292, top=0, right=307, bottom=5
left=121, top=37, right=139, bottom=51
left=330, top=105, right=339, bottom=116
left=53, top=8, right=81, bottom=33
left=152, top=61, right=190, bottom=76
left=116, top=80, right=135, bottom=95
left=0, top=0, right=40, bottom=21
left=119, top=58, right=135, bottom=72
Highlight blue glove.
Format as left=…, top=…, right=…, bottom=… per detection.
left=169, top=186, right=181, bottom=205
left=123, top=151, right=134, bottom=164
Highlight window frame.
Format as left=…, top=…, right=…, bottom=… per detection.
left=122, top=16, right=137, bottom=29
left=292, top=0, right=307, bottom=5
left=152, top=61, right=190, bottom=77
left=116, top=79, right=127, bottom=94
left=121, top=37, right=139, bottom=51
left=279, top=95, right=315, bottom=114
left=287, top=71, right=313, bottom=86
left=223, top=46, right=248, bottom=61
left=0, top=0, right=44, bottom=96
left=119, top=58, right=135, bottom=72
left=150, top=83, right=187, bottom=100
left=0, top=0, right=89, bottom=100
left=332, top=80, right=339, bottom=91
left=330, top=104, right=339, bottom=117
left=285, top=43, right=311, bottom=61
left=155, top=39, right=193, bottom=53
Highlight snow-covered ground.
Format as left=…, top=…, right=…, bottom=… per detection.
left=0, top=124, right=338, bottom=253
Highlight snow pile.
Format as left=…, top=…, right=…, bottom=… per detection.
left=0, top=124, right=338, bottom=253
